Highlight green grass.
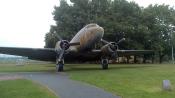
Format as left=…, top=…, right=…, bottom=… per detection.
left=0, top=63, right=55, bottom=72
left=0, top=79, right=58, bottom=98
left=1, top=62, right=175, bottom=98
left=65, top=64, right=175, bottom=98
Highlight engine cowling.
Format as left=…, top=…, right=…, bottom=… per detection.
left=55, top=40, right=70, bottom=51
left=101, top=42, right=118, bottom=58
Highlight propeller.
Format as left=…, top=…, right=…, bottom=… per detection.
left=52, top=31, right=80, bottom=62
left=53, top=31, right=62, bottom=41
left=117, top=38, right=125, bottom=44
left=58, top=49, right=65, bottom=62
left=101, top=38, right=125, bottom=50
left=101, top=38, right=125, bottom=45
left=101, top=38, right=125, bottom=59
left=58, top=40, right=80, bottom=62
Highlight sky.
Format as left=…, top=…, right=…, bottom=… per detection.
left=0, top=0, right=59, bottom=48
left=0, top=0, right=174, bottom=48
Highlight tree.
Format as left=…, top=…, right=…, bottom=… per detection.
left=45, top=0, right=175, bottom=62
left=142, top=4, right=175, bottom=60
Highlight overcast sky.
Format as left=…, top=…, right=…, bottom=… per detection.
left=0, top=0, right=174, bottom=48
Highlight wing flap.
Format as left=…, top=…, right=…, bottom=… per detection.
left=117, top=50, right=154, bottom=56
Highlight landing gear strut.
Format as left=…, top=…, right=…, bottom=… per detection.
left=101, top=59, right=108, bottom=69
left=56, top=59, right=64, bottom=72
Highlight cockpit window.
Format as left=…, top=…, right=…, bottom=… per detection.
left=85, top=24, right=98, bottom=28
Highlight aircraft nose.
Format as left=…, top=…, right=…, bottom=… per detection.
left=96, top=27, right=104, bottom=37
left=97, top=27, right=104, bottom=33
left=91, top=26, right=104, bottom=36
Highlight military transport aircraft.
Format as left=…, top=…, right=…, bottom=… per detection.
left=0, top=24, right=154, bottom=71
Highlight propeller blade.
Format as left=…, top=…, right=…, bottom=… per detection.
left=117, top=38, right=125, bottom=44
left=69, top=42, right=80, bottom=46
left=53, top=31, right=62, bottom=41
left=101, top=39, right=110, bottom=44
left=58, top=49, right=65, bottom=61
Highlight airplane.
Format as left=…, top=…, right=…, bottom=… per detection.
left=0, top=24, right=154, bottom=71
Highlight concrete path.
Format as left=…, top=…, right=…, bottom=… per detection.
left=0, top=72, right=120, bottom=98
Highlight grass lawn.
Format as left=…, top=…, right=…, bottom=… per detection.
left=0, top=79, right=58, bottom=98
left=1, top=62, right=175, bottom=98
left=65, top=64, right=175, bottom=98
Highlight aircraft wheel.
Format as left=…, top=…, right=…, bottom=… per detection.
left=56, top=60, right=64, bottom=72
left=101, top=59, right=108, bottom=69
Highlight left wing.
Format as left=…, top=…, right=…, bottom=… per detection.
left=0, top=47, right=56, bottom=61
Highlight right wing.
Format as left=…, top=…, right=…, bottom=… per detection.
left=0, top=47, right=101, bottom=62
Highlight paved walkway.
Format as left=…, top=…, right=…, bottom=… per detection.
left=0, top=72, right=120, bottom=98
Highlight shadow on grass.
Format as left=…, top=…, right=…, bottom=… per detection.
left=66, top=67, right=101, bottom=72
left=65, top=64, right=154, bottom=72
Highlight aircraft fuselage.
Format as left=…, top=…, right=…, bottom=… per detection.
left=69, top=24, right=104, bottom=52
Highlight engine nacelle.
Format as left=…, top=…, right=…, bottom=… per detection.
left=55, top=40, right=70, bottom=51
left=101, top=42, right=118, bottom=58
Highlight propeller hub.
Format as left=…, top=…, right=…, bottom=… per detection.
left=109, top=42, right=118, bottom=51
left=60, top=40, right=70, bottom=50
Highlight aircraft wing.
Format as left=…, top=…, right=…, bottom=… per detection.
left=84, top=50, right=154, bottom=60
left=67, top=50, right=155, bottom=62
left=117, top=50, right=155, bottom=56
left=0, top=47, right=56, bottom=61
left=0, top=47, right=101, bottom=62
left=0, top=47, right=154, bottom=62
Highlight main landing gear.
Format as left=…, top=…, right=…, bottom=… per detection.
left=101, top=58, right=109, bottom=69
left=56, top=59, right=64, bottom=72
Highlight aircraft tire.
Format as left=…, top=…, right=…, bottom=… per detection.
left=56, top=60, right=64, bottom=72
left=101, top=59, right=108, bottom=69
left=57, top=64, right=63, bottom=72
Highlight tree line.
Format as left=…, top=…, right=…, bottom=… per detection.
left=45, top=0, right=175, bottom=62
